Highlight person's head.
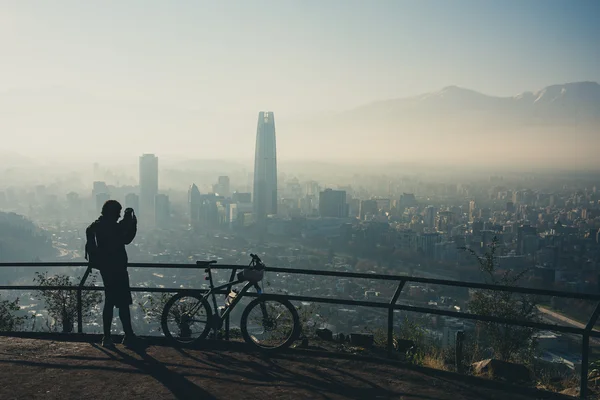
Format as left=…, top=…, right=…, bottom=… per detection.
left=101, top=200, right=122, bottom=221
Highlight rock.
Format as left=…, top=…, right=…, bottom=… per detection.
left=350, top=333, right=374, bottom=348
left=316, top=328, right=333, bottom=341
left=472, top=359, right=531, bottom=383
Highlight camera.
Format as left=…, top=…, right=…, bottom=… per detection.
left=123, top=208, right=136, bottom=221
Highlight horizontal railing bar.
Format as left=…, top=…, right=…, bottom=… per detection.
left=391, top=303, right=592, bottom=336
left=263, top=266, right=600, bottom=300
left=3, top=284, right=598, bottom=338
left=262, top=293, right=598, bottom=337
left=0, top=285, right=228, bottom=294
left=0, top=262, right=205, bottom=269
left=2, top=262, right=598, bottom=300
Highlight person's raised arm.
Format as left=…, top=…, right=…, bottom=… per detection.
left=120, top=210, right=137, bottom=245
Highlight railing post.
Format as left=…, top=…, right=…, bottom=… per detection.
left=77, top=288, right=82, bottom=334
left=581, top=302, right=600, bottom=399
left=77, top=267, right=92, bottom=334
left=388, top=280, right=406, bottom=357
left=225, top=315, right=230, bottom=341
left=581, top=333, right=589, bottom=399
left=455, top=331, right=465, bottom=374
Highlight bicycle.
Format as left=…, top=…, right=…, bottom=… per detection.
left=160, top=254, right=300, bottom=351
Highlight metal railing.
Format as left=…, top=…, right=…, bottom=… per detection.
left=1, top=261, right=599, bottom=398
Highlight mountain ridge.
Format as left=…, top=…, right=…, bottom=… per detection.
left=353, top=81, right=600, bottom=111
left=278, top=81, right=600, bottom=166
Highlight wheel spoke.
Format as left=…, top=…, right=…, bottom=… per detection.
left=242, top=299, right=297, bottom=350
left=162, top=294, right=211, bottom=345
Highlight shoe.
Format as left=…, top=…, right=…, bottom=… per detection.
left=122, top=334, right=138, bottom=348
left=102, top=336, right=115, bottom=348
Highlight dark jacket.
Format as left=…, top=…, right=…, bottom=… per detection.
left=86, top=216, right=137, bottom=271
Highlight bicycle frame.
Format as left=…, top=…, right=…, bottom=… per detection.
left=196, top=267, right=262, bottom=334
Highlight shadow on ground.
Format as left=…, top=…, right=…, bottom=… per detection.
left=0, top=333, right=571, bottom=400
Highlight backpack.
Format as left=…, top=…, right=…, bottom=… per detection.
left=84, top=222, right=103, bottom=270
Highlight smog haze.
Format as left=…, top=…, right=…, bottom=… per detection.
left=1, top=0, right=599, bottom=168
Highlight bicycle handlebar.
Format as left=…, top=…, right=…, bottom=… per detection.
left=195, top=254, right=266, bottom=270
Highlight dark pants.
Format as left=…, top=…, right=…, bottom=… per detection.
left=100, top=268, right=134, bottom=337
left=100, top=269, right=133, bottom=308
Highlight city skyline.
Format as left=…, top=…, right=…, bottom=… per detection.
left=2, top=2, right=600, bottom=390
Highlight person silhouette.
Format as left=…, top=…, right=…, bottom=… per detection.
left=86, top=200, right=137, bottom=348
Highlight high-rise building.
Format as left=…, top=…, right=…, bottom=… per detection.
left=399, top=193, right=417, bottom=211
left=213, top=176, right=230, bottom=198
left=232, top=192, right=252, bottom=204
left=125, top=193, right=139, bottom=212
left=95, top=193, right=110, bottom=215
left=517, top=225, right=537, bottom=255
left=424, top=206, right=437, bottom=228
left=253, top=111, right=277, bottom=221
left=154, top=194, right=170, bottom=228
left=375, top=198, right=391, bottom=213
left=359, top=199, right=378, bottom=220
left=92, top=181, right=109, bottom=199
left=199, top=193, right=227, bottom=229
left=469, top=200, right=477, bottom=222
left=139, top=154, right=158, bottom=217
left=319, top=189, right=349, bottom=218
left=506, top=201, right=515, bottom=213
left=189, top=184, right=201, bottom=229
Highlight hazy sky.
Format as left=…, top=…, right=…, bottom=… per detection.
left=1, top=0, right=599, bottom=161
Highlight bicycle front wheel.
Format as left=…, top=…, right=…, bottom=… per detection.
left=240, top=295, right=300, bottom=351
left=161, top=292, right=212, bottom=346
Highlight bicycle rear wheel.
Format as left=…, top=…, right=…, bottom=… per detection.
left=161, top=292, right=212, bottom=345
left=240, top=295, right=300, bottom=351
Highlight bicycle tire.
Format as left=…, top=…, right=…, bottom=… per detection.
left=240, top=295, right=300, bottom=351
left=161, top=292, right=212, bottom=346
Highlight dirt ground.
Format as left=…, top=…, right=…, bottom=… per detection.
left=0, top=336, right=570, bottom=400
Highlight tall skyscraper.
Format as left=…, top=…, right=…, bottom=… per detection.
left=189, top=183, right=201, bottom=229
left=253, top=111, right=277, bottom=221
left=139, top=154, right=158, bottom=218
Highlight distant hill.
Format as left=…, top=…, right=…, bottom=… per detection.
left=279, top=82, right=600, bottom=167
left=0, top=151, right=36, bottom=169
left=0, top=212, right=56, bottom=262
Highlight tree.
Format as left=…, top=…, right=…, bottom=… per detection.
left=465, top=238, right=538, bottom=362
left=138, top=293, right=171, bottom=329
left=0, top=294, right=26, bottom=331
left=34, top=272, right=102, bottom=333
